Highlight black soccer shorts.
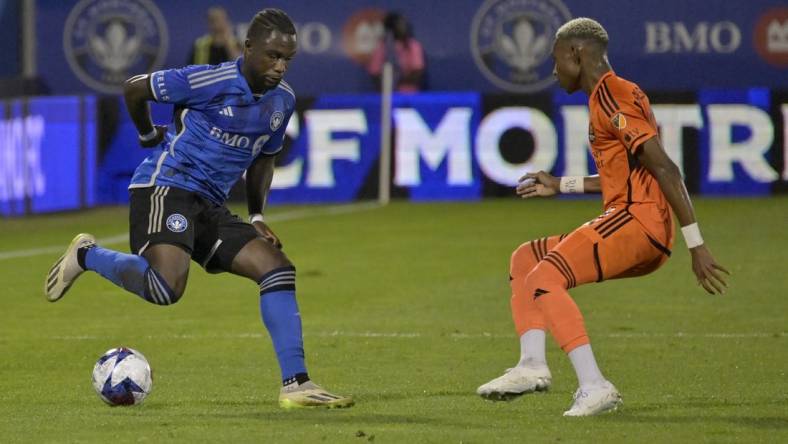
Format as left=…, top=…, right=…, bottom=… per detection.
left=129, top=186, right=260, bottom=273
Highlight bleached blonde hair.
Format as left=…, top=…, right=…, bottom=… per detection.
left=555, top=17, right=609, bottom=47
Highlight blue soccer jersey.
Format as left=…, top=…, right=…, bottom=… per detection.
left=129, top=58, right=295, bottom=204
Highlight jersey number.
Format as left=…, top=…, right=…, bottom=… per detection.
left=251, top=135, right=270, bottom=157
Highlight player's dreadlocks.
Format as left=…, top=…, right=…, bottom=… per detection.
left=555, top=17, right=609, bottom=48
left=247, top=8, right=296, bottom=41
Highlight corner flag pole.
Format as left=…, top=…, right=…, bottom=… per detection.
left=378, top=62, right=393, bottom=206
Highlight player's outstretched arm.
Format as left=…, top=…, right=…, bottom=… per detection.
left=636, top=137, right=729, bottom=294
left=123, top=74, right=166, bottom=148
left=246, top=155, right=282, bottom=249
left=516, top=171, right=601, bottom=198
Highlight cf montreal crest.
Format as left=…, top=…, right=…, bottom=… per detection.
left=270, top=111, right=284, bottom=131
left=470, top=0, right=572, bottom=93
left=166, top=214, right=188, bottom=233
left=64, top=0, right=169, bottom=94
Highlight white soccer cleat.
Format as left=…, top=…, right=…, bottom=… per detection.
left=279, top=380, right=354, bottom=409
left=45, top=233, right=96, bottom=302
left=477, top=365, right=552, bottom=401
left=563, top=380, right=622, bottom=416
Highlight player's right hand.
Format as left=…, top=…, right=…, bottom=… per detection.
left=139, top=125, right=167, bottom=148
left=690, top=245, right=729, bottom=295
left=516, top=171, right=560, bottom=198
left=252, top=221, right=283, bottom=250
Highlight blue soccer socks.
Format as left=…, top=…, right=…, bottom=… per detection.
left=259, top=266, right=297, bottom=294
left=81, top=245, right=178, bottom=305
left=258, top=266, right=308, bottom=384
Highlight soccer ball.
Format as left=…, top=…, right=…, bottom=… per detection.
left=91, top=347, right=153, bottom=406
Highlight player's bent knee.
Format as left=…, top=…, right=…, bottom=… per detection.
left=510, top=241, right=539, bottom=278
left=523, top=262, right=569, bottom=296
left=143, top=267, right=182, bottom=305
left=231, top=238, right=293, bottom=281
left=251, top=248, right=292, bottom=277
left=267, top=248, right=292, bottom=270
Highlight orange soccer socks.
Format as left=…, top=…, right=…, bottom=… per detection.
left=510, top=235, right=608, bottom=389
left=520, top=260, right=606, bottom=388
left=531, top=283, right=589, bottom=353
left=510, top=239, right=551, bottom=365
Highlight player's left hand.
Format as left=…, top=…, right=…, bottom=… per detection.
left=252, top=221, right=283, bottom=249
left=689, top=245, right=729, bottom=295
left=516, top=171, right=560, bottom=198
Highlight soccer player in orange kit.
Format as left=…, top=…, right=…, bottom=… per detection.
left=476, top=17, right=729, bottom=416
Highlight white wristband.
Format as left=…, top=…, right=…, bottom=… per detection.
left=249, top=214, right=264, bottom=224
left=139, top=128, right=158, bottom=142
left=559, top=176, right=585, bottom=194
left=681, top=223, right=704, bottom=249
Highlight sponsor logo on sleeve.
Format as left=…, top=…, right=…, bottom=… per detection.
left=611, top=113, right=627, bottom=130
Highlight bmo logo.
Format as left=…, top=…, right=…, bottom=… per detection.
left=753, top=8, right=788, bottom=67
left=644, top=21, right=741, bottom=54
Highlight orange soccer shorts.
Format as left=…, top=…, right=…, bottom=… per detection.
left=510, top=206, right=673, bottom=352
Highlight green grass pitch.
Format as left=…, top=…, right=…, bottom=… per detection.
left=1, top=197, right=786, bottom=443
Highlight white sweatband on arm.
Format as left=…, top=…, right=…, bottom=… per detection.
left=559, top=176, right=585, bottom=194
left=139, top=128, right=158, bottom=142
left=681, top=223, right=704, bottom=249
left=249, top=214, right=264, bottom=224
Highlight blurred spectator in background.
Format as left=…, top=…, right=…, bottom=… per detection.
left=188, top=7, right=242, bottom=65
left=367, top=12, right=425, bottom=92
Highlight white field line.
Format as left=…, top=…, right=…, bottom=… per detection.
left=0, top=202, right=380, bottom=261
left=47, top=331, right=786, bottom=341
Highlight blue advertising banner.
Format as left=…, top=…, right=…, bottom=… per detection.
left=91, top=89, right=786, bottom=206
left=36, top=0, right=788, bottom=96
left=268, top=94, right=384, bottom=204
left=0, top=96, right=96, bottom=216
left=390, top=93, right=482, bottom=201
left=3, top=88, right=784, bottom=216
left=697, top=88, right=776, bottom=195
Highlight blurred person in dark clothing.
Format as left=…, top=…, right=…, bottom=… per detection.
left=367, top=12, right=425, bottom=92
left=188, top=7, right=242, bottom=65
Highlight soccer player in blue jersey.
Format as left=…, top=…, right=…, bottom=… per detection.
left=45, top=9, right=353, bottom=409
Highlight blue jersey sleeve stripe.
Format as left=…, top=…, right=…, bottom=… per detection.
left=149, top=72, right=160, bottom=101
left=187, top=65, right=236, bottom=83
left=186, top=64, right=234, bottom=77
left=278, top=80, right=295, bottom=94
left=277, top=83, right=295, bottom=99
left=186, top=63, right=234, bottom=78
left=191, top=73, right=238, bottom=89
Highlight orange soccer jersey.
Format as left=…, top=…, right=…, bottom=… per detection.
left=508, top=72, right=678, bottom=352
left=587, top=71, right=674, bottom=250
